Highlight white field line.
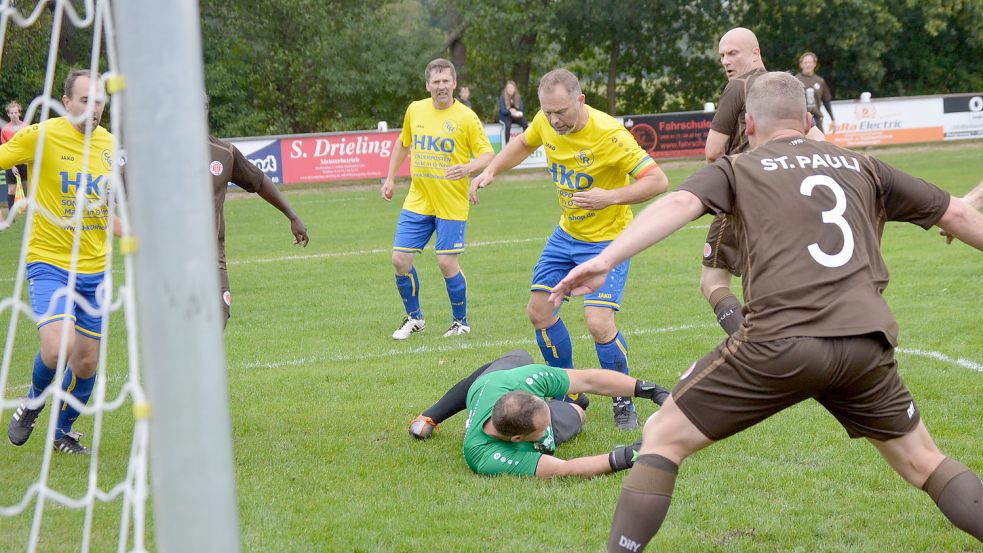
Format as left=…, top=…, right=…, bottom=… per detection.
left=0, top=224, right=713, bottom=280
left=896, top=347, right=983, bottom=372
left=230, top=224, right=711, bottom=266
left=240, top=323, right=710, bottom=370
left=241, top=332, right=983, bottom=374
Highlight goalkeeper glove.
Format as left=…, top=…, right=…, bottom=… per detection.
left=608, top=443, right=640, bottom=472
left=635, top=380, right=671, bottom=406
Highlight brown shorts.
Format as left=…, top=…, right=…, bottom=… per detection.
left=672, top=334, right=919, bottom=441
left=702, top=215, right=742, bottom=277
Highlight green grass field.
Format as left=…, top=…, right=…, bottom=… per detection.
left=1, top=142, right=981, bottom=552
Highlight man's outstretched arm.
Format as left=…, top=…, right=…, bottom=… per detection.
left=535, top=445, right=639, bottom=479
left=256, top=176, right=309, bottom=246
left=565, top=369, right=669, bottom=405
left=468, top=135, right=537, bottom=204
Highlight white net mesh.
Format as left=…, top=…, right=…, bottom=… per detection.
left=0, top=1, right=149, bottom=552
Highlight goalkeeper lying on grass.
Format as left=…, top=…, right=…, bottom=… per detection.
left=408, top=349, right=670, bottom=478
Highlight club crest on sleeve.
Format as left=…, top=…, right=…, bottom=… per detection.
left=210, top=160, right=224, bottom=176
left=703, top=242, right=712, bottom=258
left=223, top=291, right=231, bottom=306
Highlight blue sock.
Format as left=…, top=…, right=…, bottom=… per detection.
left=29, top=353, right=56, bottom=399
left=444, top=271, right=467, bottom=323
left=56, top=369, right=95, bottom=439
left=595, top=331, right=629, bottom=375
left=395, top=266, right=423, bottom=320
left=536, top=318, right=573, bottom=368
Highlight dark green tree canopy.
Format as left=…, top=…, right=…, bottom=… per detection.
left=1, top=0, right=979, bottom=136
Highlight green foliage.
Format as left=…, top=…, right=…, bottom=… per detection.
left=734, top=0, right=983, bottom=100
left=201, top=0, right=442, bottom=135
left=548, top=0, right=727, bottom=114
left=195, top=0, right=982, bottom=135
left=0, top=3, right=112, bottom=125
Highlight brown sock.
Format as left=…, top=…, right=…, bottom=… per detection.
left=922, top=458, right=983, bottom=541
left=608, top=454, right=678, bottom=552
left=708, top=289, right=743, bottom=336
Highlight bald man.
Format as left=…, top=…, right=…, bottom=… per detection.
left=700, top=27, right=824, bottom=336
left=704, top=27, right=766, bottom=163
left=549, top=71, right=983, bottom=551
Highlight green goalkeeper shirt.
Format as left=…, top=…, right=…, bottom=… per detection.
left=462, top=364, right=570, bottom=476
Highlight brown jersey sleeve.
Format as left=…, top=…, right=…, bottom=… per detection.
left=819, top=76, right=832, bottom=103
left=230, top=145, right=265, bottom=194
left=870, top=157, right=950, bottom=228
left=677, top=159, right=736, bottom=215
left=709, top=81, right=744, bottom=137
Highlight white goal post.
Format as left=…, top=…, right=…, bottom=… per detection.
left=111, top=2, right=240, bottom=552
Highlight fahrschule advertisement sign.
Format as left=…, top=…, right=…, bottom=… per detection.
left=622, top=112, right=714, bottom=159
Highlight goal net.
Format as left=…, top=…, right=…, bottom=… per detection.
left=0, top=2, right=238, bottom=552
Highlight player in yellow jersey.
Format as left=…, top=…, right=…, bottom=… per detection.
left=470, top=69, right=669, bottom=429
left=4, top=70, right=116, bottom=455
left=381, top=58, right=494, bottom=340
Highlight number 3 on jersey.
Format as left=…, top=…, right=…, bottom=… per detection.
left=800, top=175, right=855, bottom=268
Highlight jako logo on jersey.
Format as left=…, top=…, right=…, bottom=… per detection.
left=549, top=162, right=594, bottom=190
left=576, top=148, right=594, bottom=167
left=60, top=172, right=104, bottom=195
left=413, top=134, right=455, bottom=153
left=210, top=161, right=224, bottom=176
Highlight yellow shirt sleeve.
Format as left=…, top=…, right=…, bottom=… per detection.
left=399, top=107, right=413, bottom=148
left=609, top=126, right=656, bottom=178
left=523, top=112, right=545, bottom=148
left=466, top=111, right=493, bottom=155
left=0, top=123, right=38, bottom=169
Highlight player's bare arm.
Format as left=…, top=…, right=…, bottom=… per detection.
left=963, top=179, right=983, bottom=211
left=940, top=180, right=983, bottom=243
left=534, top=451, right=617, bottom=479
left=381, top=139, right=410, bottom=201
left=446, top=151, right=494, bottom=181
left=565, top=369, right=669, bottom=406
left=255, top=176, right=310, bottom=246
left=704, top=129, right=729, bottom=163
left=571, top=166, right=669, bottom=210
left=937, top=195, right=983, bottom=250
left=549, top=191, right=707, bottom=305
left=468, top=134, right=537, bottom=204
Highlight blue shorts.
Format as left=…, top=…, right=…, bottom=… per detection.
left=27, top=262, right=105, bottom=339
left=393, top=209, right=467, bottom=255
left=531, top=227, right=630, bottom=310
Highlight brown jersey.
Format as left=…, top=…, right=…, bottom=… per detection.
left=709, top=68, right=767, bottom=156
left=680, top=136, right=950, bottom=345
left=795, top=73, right=832, bottom=119
left=208, top=135, right=264, bottom=270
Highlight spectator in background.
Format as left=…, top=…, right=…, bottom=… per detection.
left=499, top=80, right=528, bottom=143
left=795, top=51, right=835, bottom=133
left=1, top=100, right=29, bottom=222
left=458, top=85, right=473, bottom=109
